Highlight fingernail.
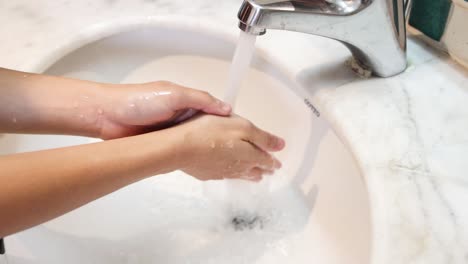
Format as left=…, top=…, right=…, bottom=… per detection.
left=276, top=138, right=285, bottom=149
left=221, top=103, right=231, bottom=113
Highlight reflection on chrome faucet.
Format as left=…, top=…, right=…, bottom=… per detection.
left=238, top=0, right=409, bottom=77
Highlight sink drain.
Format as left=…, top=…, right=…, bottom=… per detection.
left=231, top=213, right=265, bottom=231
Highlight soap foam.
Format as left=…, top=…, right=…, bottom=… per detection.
left=136, top=173, right=311, bottom=264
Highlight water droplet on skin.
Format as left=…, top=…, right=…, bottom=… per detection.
left=151, top=91, right=171, bottom=96
left=79, top=114, right=84, bottom=119
left=129, top=103, right=136, bottom=108
left=97, top=109, right=103, bottom=115
left=210, top=141, right=216, bottom=149
left=12, top=117, right=17, bottom=123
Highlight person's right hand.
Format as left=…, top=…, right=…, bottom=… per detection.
left=172, top=114, right=285, bottom=182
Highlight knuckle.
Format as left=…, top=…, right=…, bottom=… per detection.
left=156, top=80, right=175, bottom=87
left=241, top=119, right=255, bottom=131
left=233, top=119, right=254, bottom=137
left=200, top=91, right=217, bottom=103
left=199, top=90, right=211, bottom=97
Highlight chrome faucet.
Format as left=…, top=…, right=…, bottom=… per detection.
left=237, top=0, right=409, bottom=77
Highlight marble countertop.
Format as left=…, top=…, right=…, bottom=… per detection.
left=0, top=0, right=467, bottom=263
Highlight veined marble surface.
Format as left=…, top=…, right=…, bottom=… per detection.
left=0, top=0, right=467, bottom=263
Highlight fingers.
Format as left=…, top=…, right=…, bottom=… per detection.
left=242, top=147, right=281, bottom=182
left=243, top=166, right=276, bottom=182
left=220, top=140, right=281, bottom=182
left=256, top=150, right=282, bottom=171
left=244, top=123, right=285, bottom=152
left=245, top=167, right=263, bottom=182
left=172, top=86, right=231, bottom=116
left=232, top=118, right=284, bottom=181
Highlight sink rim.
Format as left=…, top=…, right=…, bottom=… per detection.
left=19, top=15, right=379, bottom=264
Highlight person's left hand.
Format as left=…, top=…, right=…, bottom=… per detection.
left=96, top=81, right=231, bottom=139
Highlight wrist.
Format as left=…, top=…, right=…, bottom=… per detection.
left=165, top=126, right=197, bottom=173
left=55, top=80, right=115, bottom=138
left=61, top=80, right=109, bottom=138
left=126, top=128, right=187, bottom=178
left=84, top=82, right=114, bottom=138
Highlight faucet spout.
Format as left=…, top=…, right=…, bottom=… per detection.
left=238, top=0, right=408, bottom=77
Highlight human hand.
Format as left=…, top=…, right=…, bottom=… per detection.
left=96, top=81, right=231, bottom=139
left=172, top=114, right=285, bottom=182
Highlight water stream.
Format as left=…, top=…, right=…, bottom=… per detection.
left=221, top=31, right=273, bottom=225
left=224, top=31, right=258, bottom=107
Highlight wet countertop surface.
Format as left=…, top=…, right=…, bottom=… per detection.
left=0, top=1, right=467, bottom=263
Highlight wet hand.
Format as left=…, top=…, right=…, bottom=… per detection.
left=97, top=81, right=231, bottom=139
left=173, top=114, right=285, bottom=182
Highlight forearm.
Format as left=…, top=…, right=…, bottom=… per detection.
left=0, top=67, right=104, bottom=137
left=0, top=130, right=180, bottom=238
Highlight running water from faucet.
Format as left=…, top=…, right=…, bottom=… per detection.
left=224, top=31, right=258, bottom=107
left=221, top=31, right=272, bottom=224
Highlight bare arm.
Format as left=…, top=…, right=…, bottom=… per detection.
left=0, top=67, right=231, bottom=138
left=0, top=68, right=284, bottom=238
left=0, top=128, right=183, bottom=238
left=0, top=67, right=105, bottom=136
left=0, top=114, right=284, bottom=238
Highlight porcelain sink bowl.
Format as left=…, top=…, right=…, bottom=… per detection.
left=0, top=22, right=370, bottom=264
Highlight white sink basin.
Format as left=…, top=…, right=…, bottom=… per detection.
left=1, top=24, right=371, bottom=264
